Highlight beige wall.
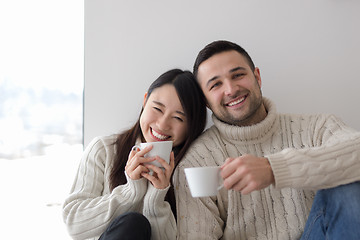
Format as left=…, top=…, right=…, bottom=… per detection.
left=84, top=0, right=360, bottom=146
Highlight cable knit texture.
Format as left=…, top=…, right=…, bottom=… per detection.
left=174, top=98, right=360, bottom=240
left=62, top=135, right=176, bottom=240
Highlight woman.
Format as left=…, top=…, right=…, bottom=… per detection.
left=62, top=69, right=207, bottom=240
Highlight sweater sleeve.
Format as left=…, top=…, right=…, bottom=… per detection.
left=142, top=182, right=176, bottom=240
left=268, top=114, right=360, bottom=190
left=62, top=137, right=147, bottom=240
left=174, top=149, right=224, bottom=240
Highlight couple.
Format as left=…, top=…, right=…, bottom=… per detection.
left=63, top=40, right=360, bottom=240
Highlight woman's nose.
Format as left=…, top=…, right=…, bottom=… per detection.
left=156, top=115, right=170, bottom=130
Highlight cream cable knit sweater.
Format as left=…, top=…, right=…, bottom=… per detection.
left=62, top=135, right=176, bottom=240
left=174, top=98, right=360, bottom=240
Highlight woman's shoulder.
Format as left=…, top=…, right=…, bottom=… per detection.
left=85, top=134, right=119, bottom=153
left=97, top=134, right=119, bottom=143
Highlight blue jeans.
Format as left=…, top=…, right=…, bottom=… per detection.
left=301, top=181, right=360, bottom=240
left=99, top=212, right=151, bottom=240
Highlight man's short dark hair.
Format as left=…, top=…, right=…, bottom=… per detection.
left=193, top=40, right=255, bottom=79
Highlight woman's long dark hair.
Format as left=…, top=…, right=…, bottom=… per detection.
left=109, top=69, right=207, bottom=215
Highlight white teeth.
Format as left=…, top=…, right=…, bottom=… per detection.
left=228, top=97, right=245, bottom=106
left=152, top=129, right=169, bottom=140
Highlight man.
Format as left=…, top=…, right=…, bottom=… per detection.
left=173, top=40, right=360, bottom=239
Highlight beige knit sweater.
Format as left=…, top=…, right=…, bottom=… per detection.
left=174, top=98, right=360, bottom=240
left=62, top=135, right=176, bottom=240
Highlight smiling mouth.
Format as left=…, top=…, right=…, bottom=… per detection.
left=226, top=95, right=247, bottom=107
left=151, top=128, right=170, bottom=141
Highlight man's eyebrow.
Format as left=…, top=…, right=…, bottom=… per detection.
left=229, top=66, right=246, bottom=73
left=153, top=101, right=186, bottom=117
left=205, top=66, right=247, bottom=88
left=206, top=76, right=219, bottom=88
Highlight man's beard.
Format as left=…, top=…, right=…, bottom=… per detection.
left=214, top=94, right=263, bottom=126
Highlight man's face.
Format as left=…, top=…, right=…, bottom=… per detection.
left=197, top=50, right=265, bottom=126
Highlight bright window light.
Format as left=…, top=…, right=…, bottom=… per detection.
left=0, top=1, right=84, bottom=239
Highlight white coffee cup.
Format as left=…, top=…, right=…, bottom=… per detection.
left=184, top=166, right=224, bottom=197
left=135, top=141, right=173, bottom=168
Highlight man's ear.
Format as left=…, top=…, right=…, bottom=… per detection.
left=143, top=92, right=148, bottom=107
left=254, top=67, right=262, bottom=88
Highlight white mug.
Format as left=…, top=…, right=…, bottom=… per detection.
left=184, top=166, right=224, bottom=197
left=135, top=141, right=173, bottom=168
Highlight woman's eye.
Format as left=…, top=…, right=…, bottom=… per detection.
left=174, top=116, right=184, bottom=122
left=153, top=107, right=162, bottom=112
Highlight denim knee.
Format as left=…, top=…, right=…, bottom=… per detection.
left=301, top=181, right=360, bottom=240
left=319, top=181, right=360, bottom=238
left=319, top=181, right=360, bottom=209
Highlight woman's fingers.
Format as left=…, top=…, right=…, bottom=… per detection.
left=126, top=145, right=156, bottom=180
left=128, top=146, right=174, bottom=187
left=137, top=144, right=153, bottom=156
left=127, top=146, right=138, bottom=165
left=127, top=145, right=153, bottom=164
left=145, top=164, right=165, bottom=179
left=132, top=164, right=150, bottom=177
left=169, top=152, right=175, bottom=169
left=142, top=156, right=173, bottom=189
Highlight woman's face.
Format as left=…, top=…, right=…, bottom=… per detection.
left=140, top=84, right=188, bottom=147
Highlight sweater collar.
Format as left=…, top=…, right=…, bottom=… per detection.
left=211, top=97, right=277, bottom=142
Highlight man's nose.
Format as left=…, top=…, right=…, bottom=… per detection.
left=223, top=79, right=237, bottom=96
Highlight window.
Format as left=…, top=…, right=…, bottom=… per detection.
left=0, top=1, right=83, bottom=238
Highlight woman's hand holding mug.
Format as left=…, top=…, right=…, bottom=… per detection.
left=125, top=145, right=155, bottom=180
left=142, top=151, right=175, bottom=189
left=126, top=141, right=174, bottom=189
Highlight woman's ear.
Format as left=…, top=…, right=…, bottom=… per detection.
left=143, top=92, right=148, bottom=107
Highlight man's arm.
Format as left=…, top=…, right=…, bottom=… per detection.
left=221, top=155, right=274, bottom=194
left=219, top=114, right=360, bottom=193
left=268, top=114, right=360, bottom=190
